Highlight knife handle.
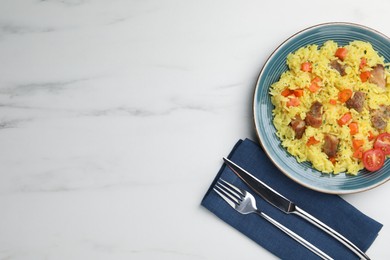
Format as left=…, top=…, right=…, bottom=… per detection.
left=293, top=206, right=370, bottom=260
left=258, top=211, right=333, bottom=260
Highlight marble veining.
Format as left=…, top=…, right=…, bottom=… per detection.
left=0, top=78, right=91, bottom=97
left=0, top=23, right=57, bottom=36
left=38, top=0, right=88, bottom=6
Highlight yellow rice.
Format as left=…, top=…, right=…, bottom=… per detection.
left=270, top=40, right=390, bottom=174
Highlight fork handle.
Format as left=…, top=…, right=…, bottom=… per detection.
left=256, top=211, right=333, bottom=260
left=293, top=206, right=369, bottom=260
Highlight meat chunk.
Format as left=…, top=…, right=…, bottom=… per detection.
left=369, top=64, right=386, bottom=89
left=305, top=101, right=323, bottom=128
left=383, top=105, right=390, bottom=118
left=371, top=114, right=387, bottom=130
left=346, top=91, right=365, bottom=112
left=370, top=105, right=390, bottom=130
left=330, top=60, right=346, bottom=76
left=323, top=134, right=339, bottom=158
left=290, top=115, right=306, bottom=139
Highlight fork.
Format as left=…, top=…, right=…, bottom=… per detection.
left=214, top=179, right=333, bottom=260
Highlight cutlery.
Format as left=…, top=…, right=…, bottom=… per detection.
left=223, top=157, right=370, bottom=260
left=213, top=179, right=333, bottom=260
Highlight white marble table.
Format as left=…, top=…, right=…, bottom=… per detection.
left=0, top=0, right=389, bottom=259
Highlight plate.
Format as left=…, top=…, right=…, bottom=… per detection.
left=253, top=22, right=390, bottom=194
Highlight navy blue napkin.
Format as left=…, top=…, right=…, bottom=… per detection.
left=201, top=138, right=383, bottom=259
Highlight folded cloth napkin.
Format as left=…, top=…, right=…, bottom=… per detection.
left=201, top=138, right=383, bottom=259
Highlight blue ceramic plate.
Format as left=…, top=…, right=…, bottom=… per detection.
left=253, top=22, right=390, bottom=194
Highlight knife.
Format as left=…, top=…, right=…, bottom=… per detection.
left=223, top=157, right=370, bottom=260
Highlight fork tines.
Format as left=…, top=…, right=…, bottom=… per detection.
left=213, top=179, right=244, bottom=207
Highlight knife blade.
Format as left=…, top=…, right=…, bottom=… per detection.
left=222, top=157, right=295, bottom=213
left=223, top=157, right=370, bottom=260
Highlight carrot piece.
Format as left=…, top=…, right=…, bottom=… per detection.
left=306, top=136, right=320, bottom=146
left=308, top=77, right=321, bottom=93
left=368, top=131, right=377, bottom=141
left=309, top=83, right=320, bottom=92
left=286, top=97, right=300, bottom=107
left=301, top=62, right=312, bottom=72
left=353, top=147, right=364, bottom=159
left=359, top=57, right=367, bottom=70
left=329, top=99, right=337, bottom=105
left=360, top=71, right=371, bottom=82
left=329, top=157, right=336, bottom=165
left=348, top=122, right=359, bottom=135
left=335, top=47, right=348, bottom=61
left=352, top=139, right=365, bottom=150
left=281, top=88, right=292, bottom=97
left=338, top=89, right=353, bottom=103
left=337, top=112, right=352, bottom=126
left=312, top=76, right=321, bottom=83
left=293, top=89, right=304, bottom=97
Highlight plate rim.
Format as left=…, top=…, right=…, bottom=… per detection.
left=252, top=22, right=390, bottom=194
